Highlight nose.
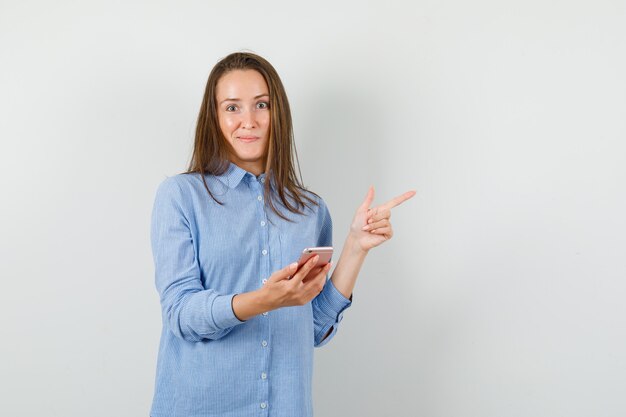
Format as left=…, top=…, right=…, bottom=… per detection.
left=241, top=108, right=257, bottom=129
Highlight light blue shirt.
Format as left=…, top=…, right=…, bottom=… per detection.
left=150, top=162, right=352, bottom=417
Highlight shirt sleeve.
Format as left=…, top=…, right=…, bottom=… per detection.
left=150, top=176, right=245, bottom=343
left=311, top=198, right=353, bottom=348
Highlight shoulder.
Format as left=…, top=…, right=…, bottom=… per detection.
left=155, top=172, right=214, bottom=195
left=308, top=188, right=329, bottom=211
left=299, top=188, right=331, bottom=220
left=153, top=172, right=229, bottom=215
left=154, top=174, right=185, bottom=199
left=304, top=190, right=333, bottom=241
left=153, top=173, right=201, bottom=208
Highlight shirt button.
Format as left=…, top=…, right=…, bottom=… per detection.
left=261, top=372, right=267, bottom=380
left=262, top=249, right=268, bottom=256
left=262, top=312, right=268, bottom=316
left=262, top=278, right=268, bottom=284
left=257, top=195, right=263, bottom=201
left=260, top=220, right=266, bottom=227
left=260, top=402, right=267, bottom=409
left=261, top=340, right=268, bottom=347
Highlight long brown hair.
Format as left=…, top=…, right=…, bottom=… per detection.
left=185, top=51, right=318, bottom=221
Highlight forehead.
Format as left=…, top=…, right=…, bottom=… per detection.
left=216, top=70, right=269, bottom=99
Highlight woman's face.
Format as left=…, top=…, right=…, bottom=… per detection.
left=216, top=69, right=271, bottom=176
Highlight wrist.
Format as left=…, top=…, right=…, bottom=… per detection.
left=345, top=234, right=369, bottom=257
left=256, top=286, right=276, bottom=312
left=233, top=288, right=274, bottom=321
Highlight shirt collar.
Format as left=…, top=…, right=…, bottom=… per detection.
left=215, top=162, right=268, bottom=189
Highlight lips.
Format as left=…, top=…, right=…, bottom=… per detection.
left=237, top=136, right=260, bottom=143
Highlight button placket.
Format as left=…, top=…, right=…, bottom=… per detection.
left=251, top=177, right=271, bottom=412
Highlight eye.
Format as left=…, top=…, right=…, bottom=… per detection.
left=225, top=104, right=237, bottom=112
left=256, top=101, right=270, bottom=109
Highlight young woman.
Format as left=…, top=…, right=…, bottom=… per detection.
left=150, top=52, right=414, bottom=417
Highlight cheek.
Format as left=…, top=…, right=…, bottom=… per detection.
left=259, top=112, right=270, bottom=128
left=219, top=116, right=238, bottom=136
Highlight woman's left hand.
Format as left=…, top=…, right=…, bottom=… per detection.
left=349, top=186, right=416, bottom=253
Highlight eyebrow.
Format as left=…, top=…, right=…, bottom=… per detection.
left=220, top=94, right=269, bottom=105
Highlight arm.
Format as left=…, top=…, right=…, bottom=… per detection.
left=316, top=187, right=417, bottom=344
left=311, top=200, right=355, bottom=347
left=329, top=235, right=367, bottom=299
left=151, top=177, right=245, bottom=342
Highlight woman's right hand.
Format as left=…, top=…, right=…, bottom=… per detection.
left=232, top=256, right=331, bottom=321
left=262, top=255, right=332, bottom=309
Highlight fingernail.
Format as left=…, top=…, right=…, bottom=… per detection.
left=362, top=225, right=370, bottom=231
left=290, top=262, right=298, bottom=270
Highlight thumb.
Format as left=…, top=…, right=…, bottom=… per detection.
left=359, top=186, right=375, bottom=211
left=268, top=261, right=298, bottom=283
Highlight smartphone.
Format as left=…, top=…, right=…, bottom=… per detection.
left=297, top=246, right=333, bottom=268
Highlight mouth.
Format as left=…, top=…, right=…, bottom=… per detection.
left=237, top=136, right=260, bottom=143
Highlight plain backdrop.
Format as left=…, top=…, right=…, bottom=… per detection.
left=1, top=1, right=625, bottom=416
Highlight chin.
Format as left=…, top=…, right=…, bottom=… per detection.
left=234, top=149, right=266, bottom=161
left=237, top=152, right=264, bottom=161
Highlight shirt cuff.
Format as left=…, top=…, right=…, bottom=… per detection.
left=317, top=278, right=352, bottom=322
left=211, top=294, right=245, bottom=329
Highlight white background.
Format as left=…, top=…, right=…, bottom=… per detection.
left=1, top=1, right=625, bottom=416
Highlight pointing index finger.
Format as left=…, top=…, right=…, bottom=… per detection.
left=382, top=190, right=416, bottom=210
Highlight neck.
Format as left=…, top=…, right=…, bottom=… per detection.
left=230, top=160, right=264, bottom=177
